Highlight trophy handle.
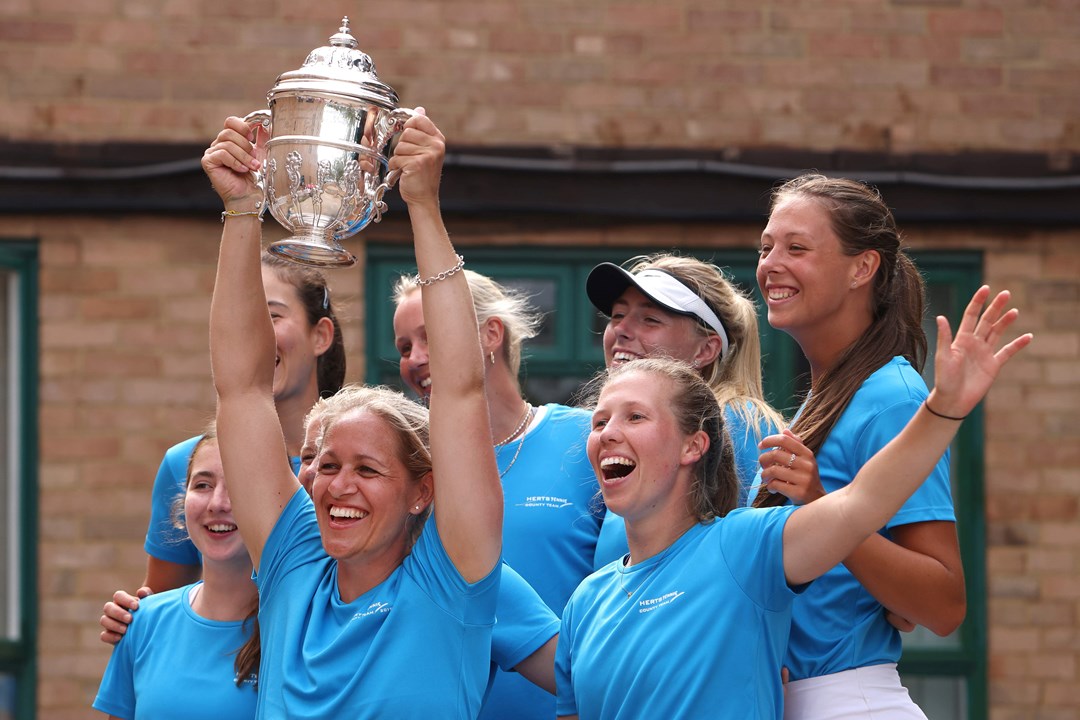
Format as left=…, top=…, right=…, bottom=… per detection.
left=378, top=107, right=419, bottom=189
left=241, top=110, right=272, bottom=202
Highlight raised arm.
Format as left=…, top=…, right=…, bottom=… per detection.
left=203, top=116, right=300, bottom=569
left=393, top=111, right=502, bottom=582
left=782, top=286, right=1032, bottom=585
left=760, top=431, right=965, bottom=634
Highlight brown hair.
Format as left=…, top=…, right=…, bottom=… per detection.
left=754, top=174, right=927, bottom=508
left=262, top=252, right=346, bottom=398
left=586, top=358, right=740, bottom=521
left=171, top=423, right=261, bottom=687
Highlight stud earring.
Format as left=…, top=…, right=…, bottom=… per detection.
left=851, top=280, right=857, bottom=289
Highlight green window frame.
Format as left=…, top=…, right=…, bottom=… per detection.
left=0, top=241, right=38, bottom=720
left=365, top=244, right=985, bottom=718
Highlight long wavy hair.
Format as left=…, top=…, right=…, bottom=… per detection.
left=753, top=174, right=927, bottom=508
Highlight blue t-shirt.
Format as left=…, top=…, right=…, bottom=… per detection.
left=144, top=435, right=300, bottom=567
left=483, top=404, right=603, bottom=720
left=760, top=357, right=956, bottom=681
left=254, top=487, right=500, bottom=719
left=592, top=404, right=778, bottom=569
left=556, top=507, right=801, bottom=720
left=487, top=563, right=560, bottom=704
left=93, top=583, right=257, bottom=720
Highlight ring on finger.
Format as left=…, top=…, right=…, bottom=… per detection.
left=787, top=452, right=796, bottom=468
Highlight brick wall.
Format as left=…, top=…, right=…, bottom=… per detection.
left=7, top=215, right=366, bottom=717
left=2, top=1, right=1078, bottom=152
left=3, top=1, right=1079, bottom=718
left=7, top=211, right=1075, bottom=717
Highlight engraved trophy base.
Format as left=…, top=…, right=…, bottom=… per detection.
left=268, top=232, right=357, bottom=268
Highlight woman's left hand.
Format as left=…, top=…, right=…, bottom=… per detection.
left=927, top=286, right=1033, bottom=419
left=758, top=429, right=825, bottom=505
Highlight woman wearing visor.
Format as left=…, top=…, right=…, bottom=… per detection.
left=586, top=255, right=783, bottom=567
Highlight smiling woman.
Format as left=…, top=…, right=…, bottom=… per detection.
left=204, top=110, right=503, bottom=718
left=555, top=284, right=1030, bottom=719
left=585, top=255, right=784, bottom=566
left=751, top=175, right=967, bottom=719
left=94, top=427, right=261, bottom=720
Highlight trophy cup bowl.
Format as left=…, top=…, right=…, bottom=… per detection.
left=244, top=18, right=414, bottom=268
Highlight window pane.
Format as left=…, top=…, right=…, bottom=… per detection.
left=901, top=623, right=962, bottom=651
left=0, top=270, right=15, bottom=642
left=903, top=674, right=967, bottom=719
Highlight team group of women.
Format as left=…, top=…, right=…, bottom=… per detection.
left=93, top=111, right=1031, bottom=719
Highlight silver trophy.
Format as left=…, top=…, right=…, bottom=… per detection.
left=244, top=18, right=415, bottom=267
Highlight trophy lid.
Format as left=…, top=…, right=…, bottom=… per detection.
left=268, top=17, right=401, bottom=109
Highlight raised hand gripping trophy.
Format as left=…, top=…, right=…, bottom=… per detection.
left=243, top=18, right=415, bottom=267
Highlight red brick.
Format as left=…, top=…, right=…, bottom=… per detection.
left=928, top=8, right=1005, bottom=36
left=930, top=65, right=1003, bottom=90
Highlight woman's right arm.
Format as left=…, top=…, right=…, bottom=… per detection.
left=203, top=116, right=301, bottom=569
left=781, top=287, right=1031, bottom=585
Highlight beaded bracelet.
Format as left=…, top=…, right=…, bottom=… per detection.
left=416, top=254, right=465, bottom=286
left=923, top=401, right=966, bottom=422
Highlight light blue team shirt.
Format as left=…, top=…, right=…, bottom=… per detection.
left=751, top=356, right=955, bottom=681
left=93, top=582, right=257, bottom=720
left=254, top=487, right=500, bottom=719
left=143, top=435, right=300, bottom=566
left=592, top=404, right=779, bottom=569
left=482, top=403, right=603, bottom=720
left=556, top=507, right=801, bottom=720
left=488, top=563, right=560, bottom=701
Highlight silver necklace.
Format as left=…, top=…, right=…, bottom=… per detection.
left=618, top=555, right=659, bottom=599
left=494, top=401, right=532, bottom=447
left=497, top=405, right=534, bottom=479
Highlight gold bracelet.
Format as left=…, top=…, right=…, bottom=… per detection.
left=415, top=254, right=465, bottom=286
left=221, top=202, right=264, bottom=223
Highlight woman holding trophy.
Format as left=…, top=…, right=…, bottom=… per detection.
left=203, top=109, right=503, bottom=717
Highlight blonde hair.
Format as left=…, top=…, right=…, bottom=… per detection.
left=623, top=254, right=784, bottom=439
left=316, top=384, right=433, bottom=543
left=394, top=269, right=542, bottom=377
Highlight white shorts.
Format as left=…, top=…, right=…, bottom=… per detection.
left=784, top=663, right=928, bottom=720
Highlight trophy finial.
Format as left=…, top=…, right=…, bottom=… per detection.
left=329, top=17, right=358, bottom=49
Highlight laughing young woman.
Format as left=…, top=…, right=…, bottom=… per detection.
left=94, top=428, right=260, bottom=719
left=555, top=285, right=1030, bottom=719
left=751, top=175, right=970, bottom=718
left=585, top=255, right=783, bottom=566
left=204, top=109, right=502, bottom=717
